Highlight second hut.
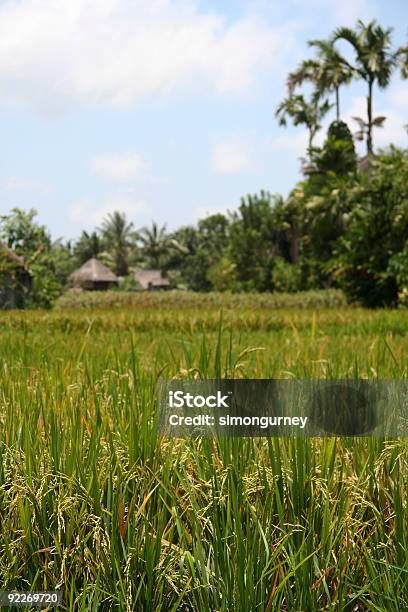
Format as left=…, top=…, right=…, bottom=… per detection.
left=70, top=258, right=119, bottom=291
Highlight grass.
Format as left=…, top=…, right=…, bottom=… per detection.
left=0, top=291, right=407, bottom=610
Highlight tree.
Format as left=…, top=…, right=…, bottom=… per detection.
left=397, top=41, right=408, bottom=79
left=313, top=120, right=357, bottom=176
left=99, top=211, right=135, bottom=276
left=0, top=207, right=51, bottom=255
left=228, top=192, right=283, bottom=292
left=308, top=39, right=353, bottom=121
left=51, top=240, right=76, bottom=286
left=74, top=231, right=103, bottom=265
left=275, top=94, right=332, bottom=155
left=397, top=41, right=408, bottom=138
left=332, top=20, right=397, bottom=155
left=165, top=215, right=231, bottom=292
left=197, top=213, right=229, bottom=255
left=138, top=222, right=169, bottom=268
left=0, top=208, right=61, bottom=307
left=287, top=59, right=321, bottom=95
left=334, top=147, right=408, bottom=306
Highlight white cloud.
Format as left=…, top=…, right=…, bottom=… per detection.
left=211, top=139, right=252, bottom=174
left=1, top=177, right=53, bottom=194
left=70, top=193, right=147, bottom=227
left=91, top=153, right=148, bottom=182
left=0, top=0, right=292, bottom=113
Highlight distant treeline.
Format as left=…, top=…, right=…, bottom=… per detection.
left=1, top=140, right=408, bottom=309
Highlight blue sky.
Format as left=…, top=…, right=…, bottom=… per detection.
left=0, top=0, right=407, bottom=241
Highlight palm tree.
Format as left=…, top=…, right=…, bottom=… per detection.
left=398, top=44, right=408, bottom=78
left=99, top=211, right=135, bottom=276
left=138, top=222, right=168, bottom=268
left=308, top=39, right=353, bottom=121
left=398, top=43, right=408, bottom=137
left=332, top=20, right=397, bottom=155
left=287, top=59, right=320, bottom=94
left=275, top=94, right=332, bottom=155
left=74, top=231, right=102, bottom=265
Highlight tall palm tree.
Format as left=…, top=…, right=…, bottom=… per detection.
left=138, top=222, right=168, bottom=268
left=332, top=20, right=397, bottom=155
left=308, top=39, right=353, bottom=121
left=275, top=94, right=332, bottom=154
left=99, top=211, right=135, bottom=276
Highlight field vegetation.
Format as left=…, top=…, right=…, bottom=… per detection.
left=0, top=293, right=407, bottom=610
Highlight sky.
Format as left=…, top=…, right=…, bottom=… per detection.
left=0, top=0, right=407, bottom=241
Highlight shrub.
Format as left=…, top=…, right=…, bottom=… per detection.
left=335, top=147, right=408, bottom=307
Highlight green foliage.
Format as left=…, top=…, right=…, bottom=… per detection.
left=280, top=20, right=398, bottom=159
left=388, top=243, right=408, bottom=307
left=197, top=213, right=230, bottom=253
left=0, top=208, right=64, bottom=308
left=180, top=249, right=213, bottom=291
left=271, top=256, right=302, bottom=292
left=312, top=120, right=357, bottom=175
left=275, top=93, right=332, bottom=153
left=287, top=155, right=354, bottom=288
left=308, top=38, right=353, bottom=119
left=167, top=215, right=231, bottom=292
left=137, top=222, right=168, bottom=269
left=74, top=230, right=103, bottom=264
left=335, top=147, right=408, bottom=306
left=332, top=20, right=397, bottom=153
left=99, top=211, right=135, bottom=276
left=0, top=207, right=51, bottom=254
left=206, top=257, right=238, bottom=292
left=115, top=274, right=141, bottom=291
left=0, top=254, right=30, bottom=308
left=228, top=192, right=278, bottom=292
left=28, top=256, right=62, bottom=308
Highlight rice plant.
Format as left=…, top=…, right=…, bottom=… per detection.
left=0, top=294, right=407, bottom=610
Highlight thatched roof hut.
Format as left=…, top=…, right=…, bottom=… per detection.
left=70, top=258, right=119, bottom=290
left=134, top=269, right=170, bottom=291
left=0, top=243, right=32, bottom=308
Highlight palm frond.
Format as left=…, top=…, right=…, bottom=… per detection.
left=352, top=117, right=366, bottom=130
left=372, top=116, right=386, bottom=127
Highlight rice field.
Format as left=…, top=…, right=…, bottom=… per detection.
left=0, top=291, right=408, bottom=611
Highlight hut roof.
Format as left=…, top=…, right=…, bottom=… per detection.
left=70, top=258, right=119, bottom=284
left=134, top=269, right=170, bottom=290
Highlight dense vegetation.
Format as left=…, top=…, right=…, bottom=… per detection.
left=1, top=19, right=408, bottom=308
left=0, top=295, right=407, bottom=610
